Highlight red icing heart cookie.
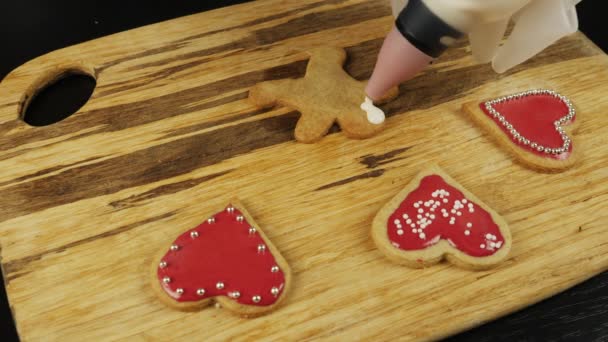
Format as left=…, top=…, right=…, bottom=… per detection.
left=151, top=199, right=291, bottom=316
left=462, top=89, right=579, bottom=171
left=372, top=165, right=511, bottom=269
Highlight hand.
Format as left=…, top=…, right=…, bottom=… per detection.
left=477, top=0, right=582, bottom=73
left=390, top=0, right=581, bottom=73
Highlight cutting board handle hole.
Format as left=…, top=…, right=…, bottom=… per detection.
left=21, top=69, right=96, bottom=127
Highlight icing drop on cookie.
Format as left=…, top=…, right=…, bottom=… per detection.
left=387, top=175, right=505, bottom=257
left=156, top=205, right=286, bottom=306
left=361, top=96, right=385, bottom=125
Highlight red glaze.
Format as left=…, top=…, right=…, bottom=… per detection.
left=387, top=175, right=504, bottom=257
left=157, top=206, right=285, bottom=306
left=480, top=93, right=574, bottom=160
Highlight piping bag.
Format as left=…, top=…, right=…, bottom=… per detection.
left=364, top=0, right=582, bottom=107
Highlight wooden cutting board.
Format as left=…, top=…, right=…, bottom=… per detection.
left=1, top=0, right=607, bottom=340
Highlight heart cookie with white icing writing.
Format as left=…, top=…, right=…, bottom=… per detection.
left=372, top=165, right=511, bottom=270
left=151, top=199, right=291, bottom=316
left=462, top=89, right=579, bottom=171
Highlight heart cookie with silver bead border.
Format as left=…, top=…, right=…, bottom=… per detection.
left=372, top=165, right=511, bottom=270
left=151, top=198, right=291, bottom=316
left=462, top=89, right=579, bottom=171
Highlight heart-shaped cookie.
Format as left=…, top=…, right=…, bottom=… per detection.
left=151, top=199, right=291, bottom=316
left=372, top=165, right=511, bottom=269
left=462, top=89, right=578, bottom=171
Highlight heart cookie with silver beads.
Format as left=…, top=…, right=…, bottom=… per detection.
left=462, top=89, right=579, bottom=171
left=151, top=198, right=291, bottom=316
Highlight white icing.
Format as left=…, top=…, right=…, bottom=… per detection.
left=361, top=96, right=385, bottom=124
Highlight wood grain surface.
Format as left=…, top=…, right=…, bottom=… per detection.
left=0, top=0, right=607, bottom=340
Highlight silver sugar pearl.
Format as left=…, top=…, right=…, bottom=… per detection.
left=252, top=295, right=262, bottom=303
left=258, top=244, right=266, bottom=253
left=271, top=287, right=280, bottom=296
left=216, top=282, right=225, bottom=290
left=170, top=244, right=179, bottom=251
left=226, top=206, right=235, bottom=214
left=159, top=261, right=167, bottom=268
left=197, top=288, right=206, bottom=296
left=271, top=265, right=280, bottom=273
left=176, top=288, right=184, bottom=295
left=163, top=276, right=171, bottom=284
left=190, top=231, right=199, bottom=238
left=236, top=215, right=244, bottom=222
left=229, top=291, right=241, bottom=299
left=207, top=217, right=215, bottom=224
left=249, top=227, right=257, bottom=234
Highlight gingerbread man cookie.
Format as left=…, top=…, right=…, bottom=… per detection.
left=462, top=89, right=579, bottom=171
left=152, top=199, right=291, bottom=316
left=249, top=46, right=399, bottom=143
left=372, top=165, right=511, bottom=270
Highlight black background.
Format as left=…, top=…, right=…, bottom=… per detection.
left=0, top=1, right=607, bottom=341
